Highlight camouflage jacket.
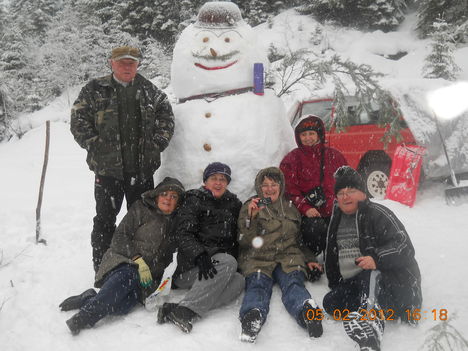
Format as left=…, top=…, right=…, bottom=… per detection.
left=70, top=73, right=174, bottom=181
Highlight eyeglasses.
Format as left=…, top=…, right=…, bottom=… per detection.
left=336, top=189, right=359, bottom=198
left=160, top=192, right=178, bottom=200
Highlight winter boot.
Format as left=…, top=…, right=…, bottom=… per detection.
left=166, top=305, right=199, bottom=333
left=302, top=299, right=323, bottom=338
left=157, top=302, right=178, bottom=324
left=59, top=289, right=97, bottom=311
left=65, top=310, right=95, bottom=336
left=240, top=308, right=263, bottom=343
left=343, top=311, right=384, bottom=351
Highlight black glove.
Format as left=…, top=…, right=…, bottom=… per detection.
left=307, top=267, right=323, bottom=282
left=195, top=252, right=218, bottom=280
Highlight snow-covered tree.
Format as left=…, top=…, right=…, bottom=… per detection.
left=423, top=18, right=461, bottom=81
left=0, top=4, right=6, bottom=36
left=361, top=0, right=407, bottom=31
left=7, top=0, right=62, bottom=40
left=298, top=0, right=408, bottom=32
left=417, top=0, right=468, bottom=40
left=272, top=49, right=403, bottom=143
left=35, top=2, right=140, bottom=105
left=0, top=78, right=13, bottom=141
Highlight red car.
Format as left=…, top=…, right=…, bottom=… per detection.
left=288, top=97, right=417, bottom=199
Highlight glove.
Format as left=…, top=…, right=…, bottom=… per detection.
left=195, top=252, right=217, bottom=280
left=134, top=257, right=153, bottom=288
left=307, top=267, right=323, bottom=282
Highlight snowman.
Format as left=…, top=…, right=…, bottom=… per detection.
left=157, top=1, right=295, bottom=200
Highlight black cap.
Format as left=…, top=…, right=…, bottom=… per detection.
left=334, top=166, right=366, bottom=194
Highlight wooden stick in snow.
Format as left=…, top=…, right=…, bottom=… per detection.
left=35, top=121, right=50, bottom=245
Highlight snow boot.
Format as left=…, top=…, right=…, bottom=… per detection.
left=59, top=288, right=97, bottom=311
left=302, top=299, right=323, bottom=338
left=157, top=302, right=178, bottom=324
left=343, top=311, right=384, bottom=351
left=240, top=308, right=263, bottom=343
left=65, top=310, right=94, bottom=336
left=166, top=305, right=199, bottom=333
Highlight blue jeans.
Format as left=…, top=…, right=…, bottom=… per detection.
left=239, top=265, right=311, bottom=328
left=80, top=264, right=141, bottom=326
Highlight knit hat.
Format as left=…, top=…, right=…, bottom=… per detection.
left=203, top=162, right=232, bottom=183
left=334, top=166, right=366, bottom=194
left=111, top=46, right=141, bottom=61
left=295, top=115, right=325, bottom=144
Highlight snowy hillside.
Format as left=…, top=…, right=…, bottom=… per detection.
left=1, top=8, right=468, bottom=351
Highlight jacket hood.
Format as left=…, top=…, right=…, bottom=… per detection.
left=142, top=177, right=185, bottom=208
left=254, top=167, right=286, bottom=199
left=294, top=115, right=325, bottom=147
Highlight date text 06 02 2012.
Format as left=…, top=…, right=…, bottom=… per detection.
left=305, top=308, right=448, bottom=321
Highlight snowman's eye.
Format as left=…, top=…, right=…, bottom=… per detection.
left=203, top=37, right=209, bottom=43
left=224, top=37, right=230, bottom=43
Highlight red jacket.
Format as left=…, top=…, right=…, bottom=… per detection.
left=280, top=116, right=347, bottom=217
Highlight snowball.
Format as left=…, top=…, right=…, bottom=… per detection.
left=252, top=236, right=264, bottom=249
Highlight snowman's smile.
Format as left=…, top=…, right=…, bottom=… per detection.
left=195, top=60, right=238, bottom=70
left=193, top=50, right=240, bottom=70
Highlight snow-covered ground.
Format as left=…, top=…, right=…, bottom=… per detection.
left=1, top=8, right=468, bottom=351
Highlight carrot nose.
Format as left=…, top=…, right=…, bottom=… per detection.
left=210, top=48, right=217, bottom=57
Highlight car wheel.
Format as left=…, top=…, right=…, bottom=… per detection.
left=361, top=163, right=390, bottom=199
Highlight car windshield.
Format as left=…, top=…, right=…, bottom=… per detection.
left=300, top=100, right=333, bottom=127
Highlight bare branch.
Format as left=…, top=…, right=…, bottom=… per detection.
left=0, top=247, right=30, bottom=269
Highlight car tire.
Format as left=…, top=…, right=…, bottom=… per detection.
left=361, top=163, right=390, bottom=199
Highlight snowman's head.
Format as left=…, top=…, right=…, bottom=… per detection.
left=171, top=1, right=268, bottom=99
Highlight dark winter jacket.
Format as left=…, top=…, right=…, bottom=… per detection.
left=238, top=167, right=306, bottom=278
left=280, top=116, right=347, bottom=217
left=174, top=186, right=242, bottom=274
left=325, top=199, right=422, bottom=318
left=70, top=73, right=174, bottom=181
left=95, top=178, right=184, bottom=298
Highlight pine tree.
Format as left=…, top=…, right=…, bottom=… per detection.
left=0, top=3, right=6, bottom=36
left=299, top=0, right=408, bottom=31
left=423, top=18, right=461, bottom=81
left=35, top=1, right=139, bottom=105
left=7, top=0, right=62, bottom=40
left=361, top=0, right=407, bottom=31
left=417, top=0, right=468, bottom=39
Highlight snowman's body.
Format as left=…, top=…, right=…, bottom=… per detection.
left=157, top=2, right=295, bottom=200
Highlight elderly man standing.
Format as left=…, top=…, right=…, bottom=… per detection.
left=71, top=46, right=174, bottom=272
left=323, top=166, right=422, bottom=351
